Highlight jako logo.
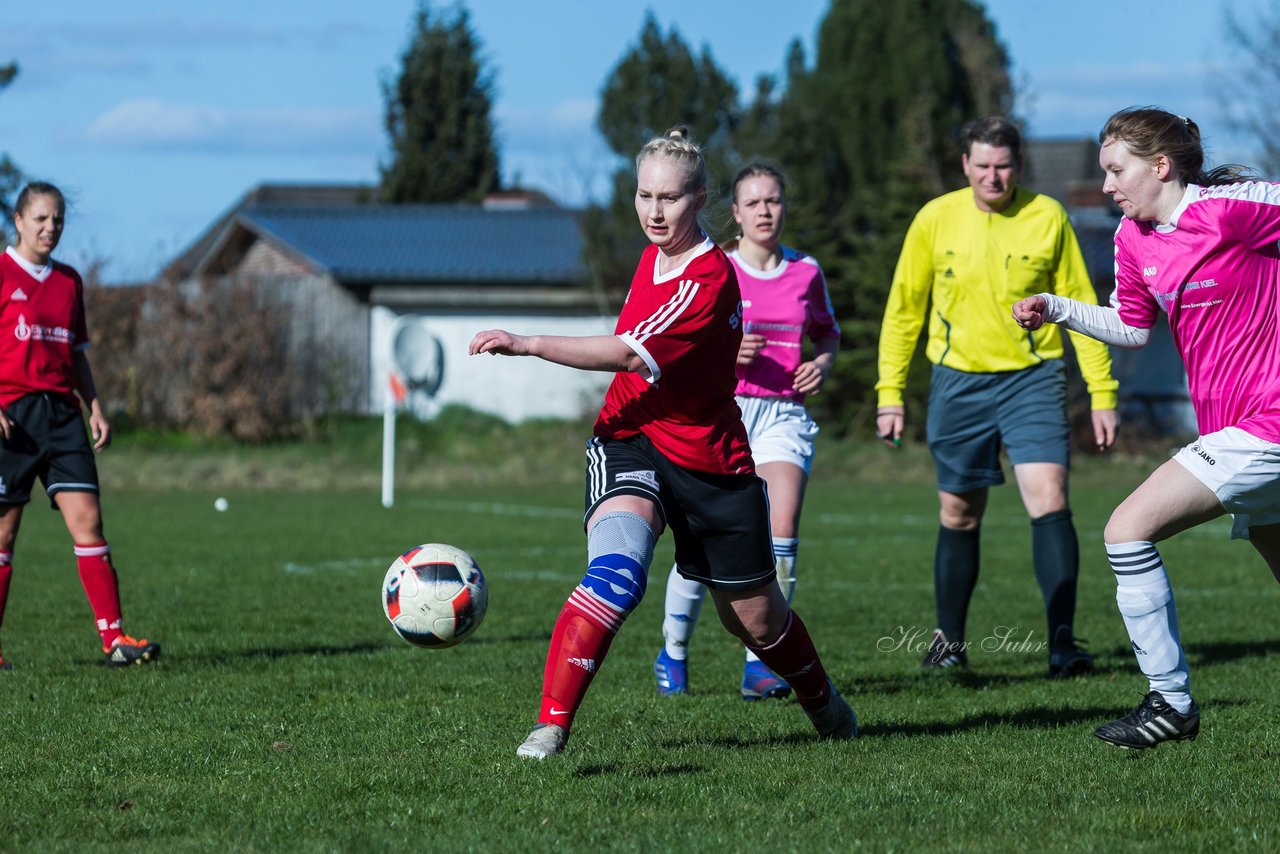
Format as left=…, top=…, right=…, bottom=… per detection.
left=1143, top=266, right=1157, bottom=276
left=1191, top=444, right=1216, bottom=466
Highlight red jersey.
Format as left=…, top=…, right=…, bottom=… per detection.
left=0, top=248, right=89, bottom=407
left=593, top=237, right=754, bottom=475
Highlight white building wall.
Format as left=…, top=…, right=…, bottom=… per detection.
left=370, top=306, right=614, bottom=422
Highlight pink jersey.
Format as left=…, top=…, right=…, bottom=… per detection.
left=731, top=247, right=841, bottom=402
left=0, top=248, right=89, bottom=407
left=1112, top=181, right=1280, bottom=439
left=594, top=237, right=754, bottom=476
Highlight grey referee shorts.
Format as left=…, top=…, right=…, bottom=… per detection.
left=926, top=360, right=1070, bottom=494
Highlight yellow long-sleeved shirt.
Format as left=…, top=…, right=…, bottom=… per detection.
left=876, top=186, right=1118, bottom=410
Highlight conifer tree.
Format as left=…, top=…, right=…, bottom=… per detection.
left=379, top=3, right=500, bottom=203
left=586, top=15, right=740, bottom=307
left=764, top=0, right=1013, bottom=430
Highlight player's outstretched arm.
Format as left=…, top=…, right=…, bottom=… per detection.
left=1013, top=293, right=1151, bottom=350
left=469, top=329, right=643, bottom=373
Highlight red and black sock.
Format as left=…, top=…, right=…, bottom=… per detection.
left=748, top=610, right=832, bottom=711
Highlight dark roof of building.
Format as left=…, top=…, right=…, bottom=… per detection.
left=164, top=183, right=375, bottom=280
left=166, top=182, right=580, bottom=285
left=224, top=204, right=586, bottom=283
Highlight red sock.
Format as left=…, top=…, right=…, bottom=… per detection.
left=0, top=551, right=12, bottom=640
left=75, top=542, right=123, bottom=650
left=536, top=587, right=619, bottom=732
left=748, top=610, right=832, bottom=711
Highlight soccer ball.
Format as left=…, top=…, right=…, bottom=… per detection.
left=382, top=543, right=488, bottom=648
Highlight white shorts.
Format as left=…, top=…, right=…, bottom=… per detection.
left=1172, top=426, right=1280, bottom=539
left=736, top=395, right=819, bottom=474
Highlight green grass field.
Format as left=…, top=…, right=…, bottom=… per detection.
left=2, top=427, right=1279, bottom=851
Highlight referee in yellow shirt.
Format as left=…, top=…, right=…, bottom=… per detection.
left=875, top=116, right=1119, bottom=678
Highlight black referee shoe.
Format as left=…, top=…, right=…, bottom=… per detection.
left=1095, top=691, right=1200, bottom=749
left=1048, top=627, right=1093, bottom=678
left=920, top=629, right=967, bottom=669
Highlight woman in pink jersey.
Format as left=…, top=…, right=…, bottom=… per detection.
left=654, top=161, right=841, bottom=700
left=0, top=182, right=159, bottom=668
left=1013, top=106, right=1280, bottom=749
left=470, top=129, right=857, bottom=759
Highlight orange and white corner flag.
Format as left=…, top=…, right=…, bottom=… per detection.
left=388, top=372, right=407, bottom=406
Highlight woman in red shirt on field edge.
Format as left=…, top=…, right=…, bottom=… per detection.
left=0, top=182, right=159, bottom=668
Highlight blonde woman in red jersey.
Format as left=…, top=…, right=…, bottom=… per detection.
left=470, top=128, right=857, bottom=759
left=0, top=182, right=159, bottom=668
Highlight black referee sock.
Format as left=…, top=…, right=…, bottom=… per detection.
left=1031, top=509, right=1079, bottom=649
left=934, top=526, right=981, bottom=643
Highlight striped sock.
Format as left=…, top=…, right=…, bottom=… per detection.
left=1106, top=541, right=1191, bottom=713
left=76, top=542, right=124, bottom=650
left=535, top=586, right=622, bottom=732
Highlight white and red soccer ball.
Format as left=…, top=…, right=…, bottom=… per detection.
left=382, top=543, right=488, bottom=648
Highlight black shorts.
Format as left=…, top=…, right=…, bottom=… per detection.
left=0, top=393, right=99, bottom=508
left=583, top=434, right=774, bottom=591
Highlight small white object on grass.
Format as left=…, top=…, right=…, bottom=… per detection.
left=214, top=497, right=229, bottom=512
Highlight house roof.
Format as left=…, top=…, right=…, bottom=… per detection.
left=221, top=203, right=587, bottom=284
left=164, top=183, right=373, bottom=281
left=168, top=182, right=585, bottom=286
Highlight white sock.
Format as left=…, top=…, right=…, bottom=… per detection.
left=662, top=564, right=706, bottom=660
left=746, top=538, right=799, bottom=665
left=1107, top=541, right=1192, bottom=713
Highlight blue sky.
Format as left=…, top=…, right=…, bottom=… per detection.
left=1, top=0, right=1257, bottom=282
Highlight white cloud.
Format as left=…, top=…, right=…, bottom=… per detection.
left=86, top=99, right=382, bottom=154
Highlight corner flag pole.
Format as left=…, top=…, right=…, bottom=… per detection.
left=382, top=373, right=408, bottom=508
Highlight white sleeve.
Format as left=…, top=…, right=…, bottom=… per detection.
left=1039, top=292, right=1151, bottom=350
